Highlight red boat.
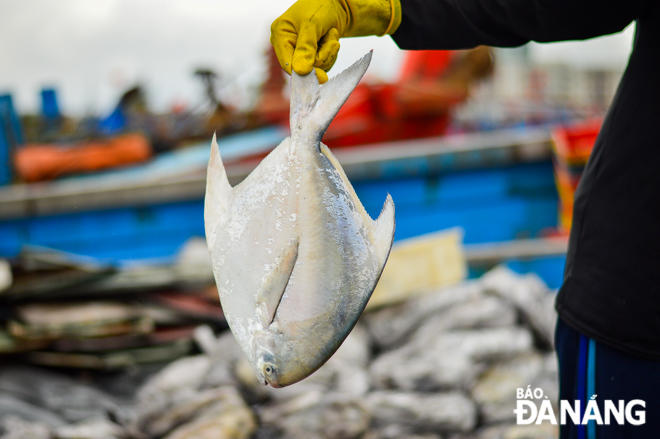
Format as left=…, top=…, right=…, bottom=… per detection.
left=253, top=46, right=494, bottom=150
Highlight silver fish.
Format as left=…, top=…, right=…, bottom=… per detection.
left=204, top=52, right=395, bottom=387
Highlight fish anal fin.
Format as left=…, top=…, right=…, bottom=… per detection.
left=256, top=239, right=299, bottom=327
left=374, top=194, right=396, bottom=264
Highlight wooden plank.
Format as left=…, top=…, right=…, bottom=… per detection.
left=464, top=237, right=568, bottom=264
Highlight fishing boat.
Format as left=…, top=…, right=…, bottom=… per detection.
left=0, top=125, right=568, bottom=288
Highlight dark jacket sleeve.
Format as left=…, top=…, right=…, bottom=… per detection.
left=392, top=0, right=652, bottom=50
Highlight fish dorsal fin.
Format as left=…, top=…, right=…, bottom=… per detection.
left=319, top=143, right=395, bottom=264
left=204, top=134, right=233, bottom=248
left=256, top=239, right=299, bottom=327
left=290, top=51, right=373, bottom=143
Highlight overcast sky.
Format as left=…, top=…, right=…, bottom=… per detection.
left=0, top=0, right=635, bottom=116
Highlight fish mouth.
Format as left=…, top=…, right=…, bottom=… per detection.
left=254, top=343, right=281, bottom=387
left=263, top=373, right=282, bottom=388
left=257, top=368, right=281, bottom=388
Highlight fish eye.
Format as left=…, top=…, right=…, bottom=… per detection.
left=264, top=364, right=275, bottom=375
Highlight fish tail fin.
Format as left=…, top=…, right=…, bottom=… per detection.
left=205, top=133, right=233, bottom=242
left=373, top=193, right=396, bottom=264
left=290, top=51, right=372, bottom=143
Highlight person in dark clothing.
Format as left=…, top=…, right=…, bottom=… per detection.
left=272, top=0, right=660, bottom=437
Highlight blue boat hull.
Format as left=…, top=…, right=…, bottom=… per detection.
left=0, top=160, right=564, bottom=287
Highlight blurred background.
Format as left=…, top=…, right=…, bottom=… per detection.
left=0, top=1, right=635, bottom=438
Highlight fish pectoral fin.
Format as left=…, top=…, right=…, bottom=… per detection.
left=256, top=239, right=299, bottom=327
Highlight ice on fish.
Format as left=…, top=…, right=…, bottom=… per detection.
left=204, top=52, right=395, bottom=387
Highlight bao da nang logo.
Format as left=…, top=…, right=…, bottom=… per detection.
left=514, top=386, right=645, bottom=425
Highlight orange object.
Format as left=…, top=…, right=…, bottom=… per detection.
left=14, top=133, right=152, bottom=182
left=554, top=168, right=576, bottom=232
left=323, top=49, right=493, bottom=148
left=398, top=50, right=454, bottom=82
left=551, top=119, right=601, bottom=166
left=550, top=120, right=602, bottom=233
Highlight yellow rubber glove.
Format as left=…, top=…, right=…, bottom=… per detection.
left=271, top=0, right=401, bottom=83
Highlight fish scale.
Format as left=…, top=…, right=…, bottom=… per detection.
left=204, top=52, right=395, bottom=387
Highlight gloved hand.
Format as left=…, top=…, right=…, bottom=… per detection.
left=271, top=0, right=401, bottom=83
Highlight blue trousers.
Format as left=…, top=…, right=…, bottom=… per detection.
left=555, top=317, right=660, bottom=438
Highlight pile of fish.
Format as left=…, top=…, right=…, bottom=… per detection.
left=0, top=265, right=559, bottom=439
left=1, top=56, right=560, bottom=438
left=0, top=239, right=224, bottom=368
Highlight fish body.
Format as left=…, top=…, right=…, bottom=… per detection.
left=204, top=52, right=395, bottom=387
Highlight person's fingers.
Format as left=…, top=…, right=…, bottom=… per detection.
left=314, top=67, right=329, bottom=84
left=291, top=21, right=320, bottom=76
left=314, top=28, right=340, bottom=72
left=270, top=20, right=297, bottom=75
left=272, top=23, right=333, bottom=84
